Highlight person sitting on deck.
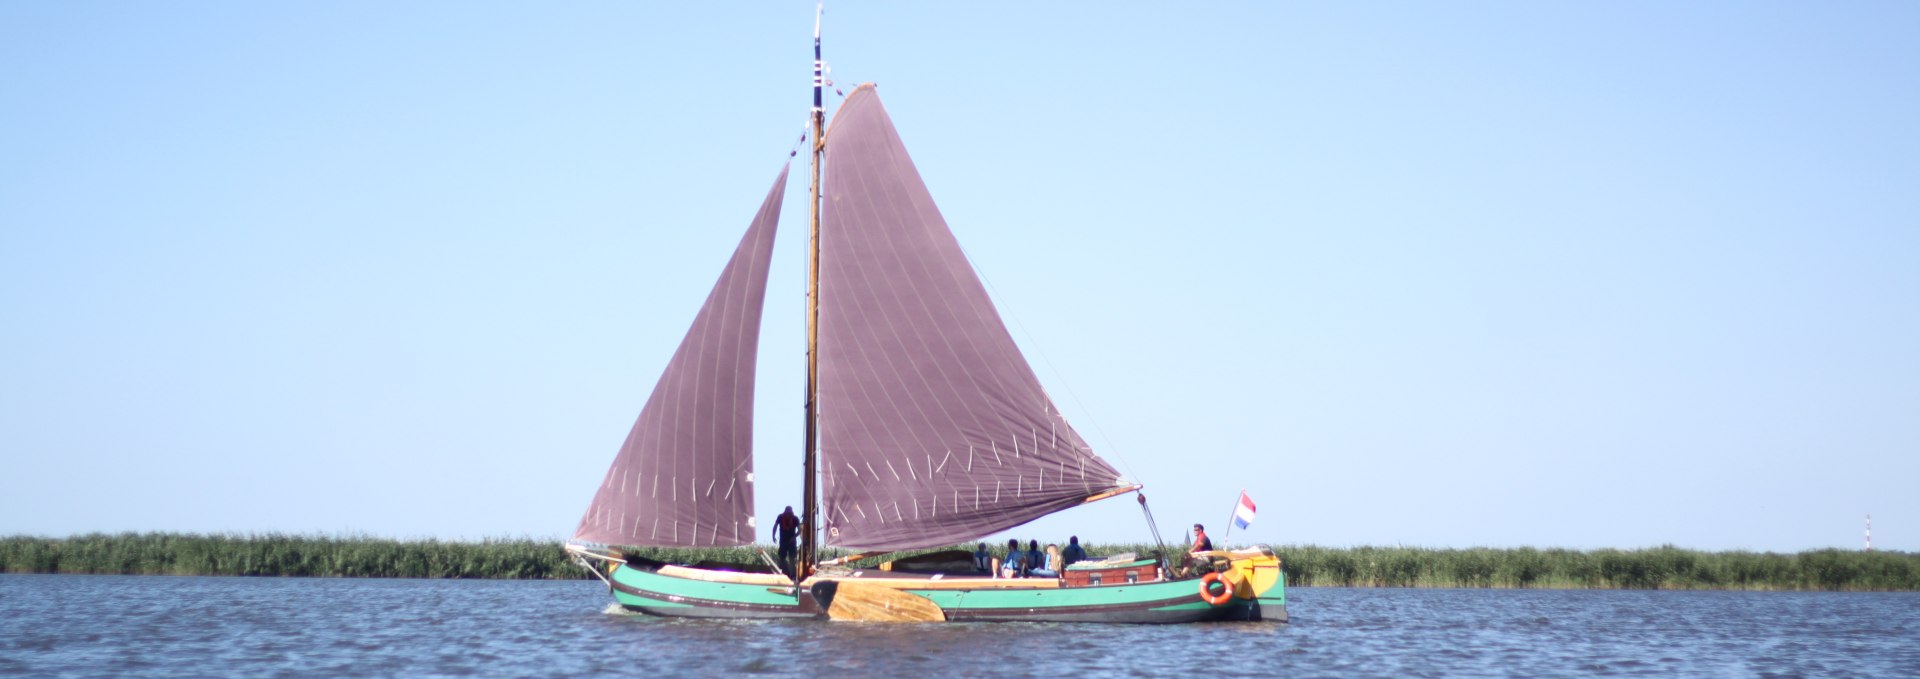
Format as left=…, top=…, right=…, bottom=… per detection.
left=1022, top=540, right=1045, bottom=578
left=1029, top=544, right=1062, bottom=578
left=1190, top=523, right=1215, bottom=553
left=1180, top=523, right=1218, bottom=577
left=1061, top=536, right=1088, bottom=566
left=972, top=542, right=992, bottom=574
left=999, top=538, right=1026, bottom=579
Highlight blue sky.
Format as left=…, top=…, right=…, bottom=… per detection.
left=3, top=2, right=1914, bottom=552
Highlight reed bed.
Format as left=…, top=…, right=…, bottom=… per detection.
left=0, top=533, right=580, bottom=579
left=1255, top=544, right=1920, bottom=591
left=4, top=534, right=1913, bottom=590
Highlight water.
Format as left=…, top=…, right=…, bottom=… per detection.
left=3, top=575, right=1917, bottom=677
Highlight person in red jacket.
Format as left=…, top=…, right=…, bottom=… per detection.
left=773, top=506, right=800, bottom=575
left=1190, top=523, right=1215, bottom=553
left=1181, top=523, right=1218, bottom=577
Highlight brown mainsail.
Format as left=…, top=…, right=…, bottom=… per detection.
left=815, top=85, right=1129, bottom=552
left=572, top=166, right=789, bottom=547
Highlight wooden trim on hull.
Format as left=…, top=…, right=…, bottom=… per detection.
left=932, top=590, right=1265, bottom=624
left=943, top=601, right=1234, bottom=624
left=610, top=578, right=818, bottom=619
left=618, top=603, right=817, bottom=620
left=948, top=599, right=1285, bottom=625
left=609, top=563, right=818, bottom=620
left=905, top=575, right=1262, bottom=624
left=820, top=572, right=1062, bottom=589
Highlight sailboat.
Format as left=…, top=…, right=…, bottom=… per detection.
left=564, top=17, right=1285, bottom=624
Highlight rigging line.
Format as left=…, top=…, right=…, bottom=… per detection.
left=960, top=245, right=1140, bottom=483
left=788, top=119, right=810, bottom=159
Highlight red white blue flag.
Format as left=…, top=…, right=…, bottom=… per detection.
left=1232, top=491, right=1257, bottom=530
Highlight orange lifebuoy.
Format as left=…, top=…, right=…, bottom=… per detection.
left=1198, top=572, right=1233, bottom=605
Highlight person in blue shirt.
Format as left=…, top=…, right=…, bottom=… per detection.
left=1023, top=540, right=1047, bottom=577
left=1061, top=536, right=1088, bottom=567
left=998, top=538, right=1025, bottom=578
left=1029, top=542, right=1061, bottom=578
left=972, top=542, right=992, bottom=574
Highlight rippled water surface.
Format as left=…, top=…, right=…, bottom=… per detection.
left=3, top=574, right=1917, bottom=677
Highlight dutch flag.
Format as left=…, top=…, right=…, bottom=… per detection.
left=1232, top=491, right=1257, bottom=530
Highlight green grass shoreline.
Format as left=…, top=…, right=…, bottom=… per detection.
left=3, top=533, right=1913, bottom=591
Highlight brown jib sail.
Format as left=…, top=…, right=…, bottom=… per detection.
left=573, top=166, right=789, bottom=547
left=816, top=85, right=1129, bottom=552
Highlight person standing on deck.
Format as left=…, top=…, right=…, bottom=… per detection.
left=773, top=506, right=800, bottom=575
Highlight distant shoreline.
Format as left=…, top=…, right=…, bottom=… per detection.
left=3, top=533, right=1912, bottom=591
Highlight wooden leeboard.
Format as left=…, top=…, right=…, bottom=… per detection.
left=832, top=575, right=1059, bottom=591
left=825, top=581, right=945, bottom=622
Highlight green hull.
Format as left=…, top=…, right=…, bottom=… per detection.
left=605, top=561, right=1287, bottom=624
left=913, top=569, right=1286, bottom=623
left=608, top=562, right=811, bottom=619
left=907, top=578, right=1279, bottom=623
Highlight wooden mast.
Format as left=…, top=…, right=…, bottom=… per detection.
left=800, top=3, right=825, bottom=579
